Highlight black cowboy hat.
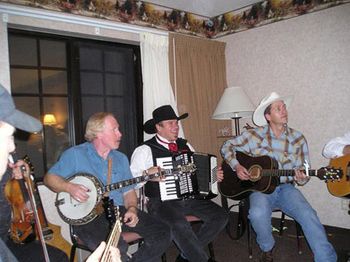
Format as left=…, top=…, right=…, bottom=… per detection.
left=144, top=105, right=188, bottom=134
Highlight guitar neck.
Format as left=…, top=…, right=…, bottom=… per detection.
left=262, top=169, right=317, bottom=177
left=101, top=220, right=121, bottom=262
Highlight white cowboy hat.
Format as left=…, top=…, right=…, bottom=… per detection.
left=252, top=92, right=293, bottom=126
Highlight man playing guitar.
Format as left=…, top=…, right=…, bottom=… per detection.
left=221, top=91, right=336, bottom=262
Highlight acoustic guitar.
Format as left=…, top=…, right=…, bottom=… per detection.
left=101, top=197, right=121, bottom=262
left=219, top=151, right=342, bottom=200
left=326, top=155, right=350, bottom=198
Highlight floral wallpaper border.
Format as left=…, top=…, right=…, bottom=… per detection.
left=1, top=0, right=349, bottom=38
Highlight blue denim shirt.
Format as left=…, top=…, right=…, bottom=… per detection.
left=48, top=142, right=135, bottom=206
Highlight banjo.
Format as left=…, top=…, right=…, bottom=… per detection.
left=55, top=164, right=196, bottom=225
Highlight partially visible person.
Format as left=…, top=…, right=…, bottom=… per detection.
left=323, top=131, right=350, bottom=202
left=323, top=132, right=350, bottom=159
left=221, top=92, right=337, bottom=262
left=0, top=85, right=121, bottom=262
left=130, top=105, right=228, bottom=262
left=0, top=84, right=67, bottom=261
left=44, top=112, right=171, bottom=262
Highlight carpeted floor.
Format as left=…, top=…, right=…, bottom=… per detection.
left=161, top=212, right=350, bottom=262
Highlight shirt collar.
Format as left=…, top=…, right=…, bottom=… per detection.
left=266, top=124, right=289, bottom=138
left=156, top=135, right=176, bottom=149
left=86, top=142, right=107, bottom=160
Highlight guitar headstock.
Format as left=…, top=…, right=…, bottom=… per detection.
left=103, top=197, right=121, bottom=229
left=316, top=167, right=343, bottom=182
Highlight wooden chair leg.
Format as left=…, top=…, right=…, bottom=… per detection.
left=295, top=221, right=303, bottom=254
left=161, top=252, right=167, bottom=262
left=208, top=242, right=215, bottom=259
left=248, top=220, right=253, bottom=259
left=69, top=245, right=76, bottom=262
left=279, top=212, right=286, bottom=236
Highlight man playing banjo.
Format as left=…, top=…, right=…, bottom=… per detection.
left=44, top=112, right=171, bottom=262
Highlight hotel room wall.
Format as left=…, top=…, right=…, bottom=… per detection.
left=222, top=4, right=350, bottom=229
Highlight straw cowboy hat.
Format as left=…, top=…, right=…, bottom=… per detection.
left=252, top=92, right=293, bottom=126
left=144, top=105, right=188, bottom=134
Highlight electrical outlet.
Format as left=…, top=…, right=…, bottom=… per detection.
left=341, top=199, right=350, bottom=211
left=2, top=14, right=8, bottom=23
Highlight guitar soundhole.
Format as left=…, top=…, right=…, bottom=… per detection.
left=249, top=165, right=262, bottom=182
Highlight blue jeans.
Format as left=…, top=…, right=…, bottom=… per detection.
left=147, top=198, right=228, bottom=262
left=249, top=183, right=337, bottom=262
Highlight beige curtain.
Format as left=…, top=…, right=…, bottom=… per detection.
left=169, top=33, right=230, bottom=157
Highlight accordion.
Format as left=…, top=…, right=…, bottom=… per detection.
left=156, top=152, right=218, bottom=201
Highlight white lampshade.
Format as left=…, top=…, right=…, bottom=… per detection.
left=212, top=86, right=255, bottom=119
left=43, top=114, right=57, bottom=126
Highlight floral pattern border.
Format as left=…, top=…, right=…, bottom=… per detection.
left=1, top=0, right=349, bottom=38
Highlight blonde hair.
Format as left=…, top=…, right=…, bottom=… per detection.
left=84, top=112, right=114, bottom=142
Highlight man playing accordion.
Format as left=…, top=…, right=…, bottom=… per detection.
left=130, top=105, right=228, bottom=262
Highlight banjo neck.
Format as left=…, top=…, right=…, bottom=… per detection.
left=100, top=172, right=160, bottom=195
left=99, top=163, right=196, bottom=195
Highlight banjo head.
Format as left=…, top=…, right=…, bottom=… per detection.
left=56, top=173, right=103, bottom=225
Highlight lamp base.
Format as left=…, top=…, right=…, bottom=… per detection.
left=232, top=117, right=241, bottom=136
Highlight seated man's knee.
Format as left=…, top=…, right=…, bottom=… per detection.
left=171, top=219, right=192, bottom=232
left=216, top=209, right=229, bottom=227
left=249, top=206, right=270, bottom=222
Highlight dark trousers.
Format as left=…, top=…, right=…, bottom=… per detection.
left=5, top=239, right=68, bottom=262
left=147, top=198, right=229, bottom=262
left=73, top=206, right=171, bottom=262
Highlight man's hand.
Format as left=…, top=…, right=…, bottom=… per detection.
left=145, top=166, right=163, bottom=182
left=8, top=160, right=29, bottom=179
left=66, top=182, right=90, bottom=202
left=235, top=163, right=250, bottom=180
left=217, top=166, right=224, bottom=182
left=293, top=169, right=310, bottom=185
left=124, top=206, right=139, bottom=227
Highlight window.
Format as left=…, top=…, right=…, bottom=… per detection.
left=9, top=30, right=142, bottom=180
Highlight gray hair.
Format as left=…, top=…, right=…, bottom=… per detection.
left=84, top=112, right=114, bottom=142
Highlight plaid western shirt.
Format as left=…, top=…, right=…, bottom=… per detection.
left=221, top=125, right=310, bottom=182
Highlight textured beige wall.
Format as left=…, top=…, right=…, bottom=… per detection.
left=222, top=4, right=350, bottom=228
